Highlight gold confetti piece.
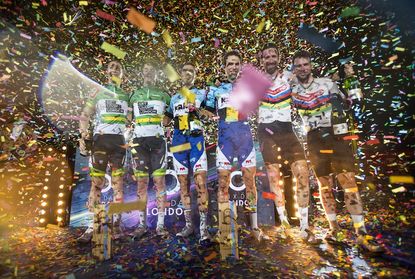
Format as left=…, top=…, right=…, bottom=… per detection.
left=389, top=176, right=414, bottom=184
left=344, top=187, right=359, bottom=193
left=101, top=42, right=126, bottom=60
left=162, top=29, right=173, bottom=47
left=179, top=87, right=196, bottom=103
left=319, top=149, right=333, bottom=154
left=329, top=52, right=339, bottom=59
left=256, top=18, right=266, bottom=33
left=108, top=201, right=147, bottom=215
left=395, top=47, right=405, bottom=52
left=79, top=1, right=88, bottom=5
left=170, top=142, right=191, bottom=153
left=265, top=19, right=271, bottom=30
left=164, top=64, right=180, bottom=82
left=217, top=28, right=228, bottom=33
left=127, top=7, right=156, bottom=34
left=392, top=186, right=406, bottom=193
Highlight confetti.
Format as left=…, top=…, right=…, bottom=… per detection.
left=100, top=42, right=126, bottom=60
left=389, top=176, right=414, bottom=184
left=170, top=143, right=191, bottom=153
left=96, top=9, right=116, bottom=22
left=127, top=7, right=156, bottom=34
left=164, top=64, right=180, bottom=82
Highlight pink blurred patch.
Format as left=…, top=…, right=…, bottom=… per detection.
left=230, top=64, right=272, bottom=119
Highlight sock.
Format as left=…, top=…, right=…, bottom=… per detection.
left=138, top=211, right=146, bottom=227
left=199, top=211, right=207, bottom=232
left=157, top=210, right=165, bottom=228
left=184, top=209, right=192, bottom=228
left=298, top=207, right=309, bottom=231
left=351, top=214, right=366, bottom=233
left=277, top=206, right=288, bottom=224
left=250, top=212, right=258, bottom=229
left=326, top=213, right=338, bottom=230
left=113, top=213, right=121, bottom=227
left=326, top=213, right=337, bottom=222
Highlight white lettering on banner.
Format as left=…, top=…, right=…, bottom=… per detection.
left=147, top=207, right=184, bottom=216
left=230, top=199, right=249, bottom=207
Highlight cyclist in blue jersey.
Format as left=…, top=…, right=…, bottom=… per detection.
left=205, top=50, right=268, bottom=242
left=163, top=62, right=210, bottom=243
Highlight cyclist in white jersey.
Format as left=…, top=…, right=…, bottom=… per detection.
left=77, top=61, right=129, bottom=243
left=258, top=43, right=318, bottom=244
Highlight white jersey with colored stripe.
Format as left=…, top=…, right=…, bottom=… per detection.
left=87, top=84, right=129, bottom=136
left=291, top=77, right=341, bottom=130
left=258, top=71, right=293, bottom=123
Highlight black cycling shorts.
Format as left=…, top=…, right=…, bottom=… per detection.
left=131, top=136, right=167, bottom=177
left=92, top=134, right=126, bottom=173
left=258, top=121, right=305, bottom=165
left=307, top=127, right=356, bottom=177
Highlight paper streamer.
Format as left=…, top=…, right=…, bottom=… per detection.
left=101, top=42, right=126, bottom=59
left=127, top=7, right=156, bottom=34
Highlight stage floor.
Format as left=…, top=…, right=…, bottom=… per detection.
left=0, top=209, right=414, bottom=278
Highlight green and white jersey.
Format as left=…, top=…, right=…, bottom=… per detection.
left=86, top=84, right=129, bottom=135
left=129, top=86, right=170, bottom=138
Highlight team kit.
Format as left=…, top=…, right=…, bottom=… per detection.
left=77, top=43, right=382, bottom=253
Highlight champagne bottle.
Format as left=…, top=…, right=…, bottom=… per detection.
left=331, top=94, right=348, bottom=135
left=344, top=75, right=362, bottom=101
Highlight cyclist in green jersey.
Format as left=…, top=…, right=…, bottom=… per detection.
left=130, top=61, right=171, bottom=238
left=78, top=61, right=129, bottom=243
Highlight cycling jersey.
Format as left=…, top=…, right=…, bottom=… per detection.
left=291, top=77, right=342, bottom=130
left=165, top=88, right=206, bottom=132
left=86, top=84, right=129, bottom=135
left=205, top=82, right=248, bottom=122
left=258, top=71, right=292, bottom=123
left=129, top=86, right=170, bottom=138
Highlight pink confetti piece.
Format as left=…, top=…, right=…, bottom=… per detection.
left=20, top=33, right=31, bottom=40
left=214, top=38, right=220, bottom=48
left=179, top=31, right=186, bottom=43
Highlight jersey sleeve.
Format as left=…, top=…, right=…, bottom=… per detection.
left=204, top=86, right=216, bottom=112
left=327, top=79, right=345, bottom=99
left=195, top=89, right=206, bottom=109
left=165, top=94, right=174, bottom=118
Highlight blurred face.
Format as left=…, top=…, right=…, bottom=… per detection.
left=181, top=64, right=196, bottom=86
left=261, top=48, right=279, bottom=75
left=344, top=63, right=355, bottom=77
left=107, top=61, right=123, bottom=80
left=142, top=63, right=156, bottom=82
left=293, top=57, right=312, bottom=82
left=225, top=55, right=241, bottom=82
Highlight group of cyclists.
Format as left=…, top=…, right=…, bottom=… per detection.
left=76, top=42, right=382, bottom=252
